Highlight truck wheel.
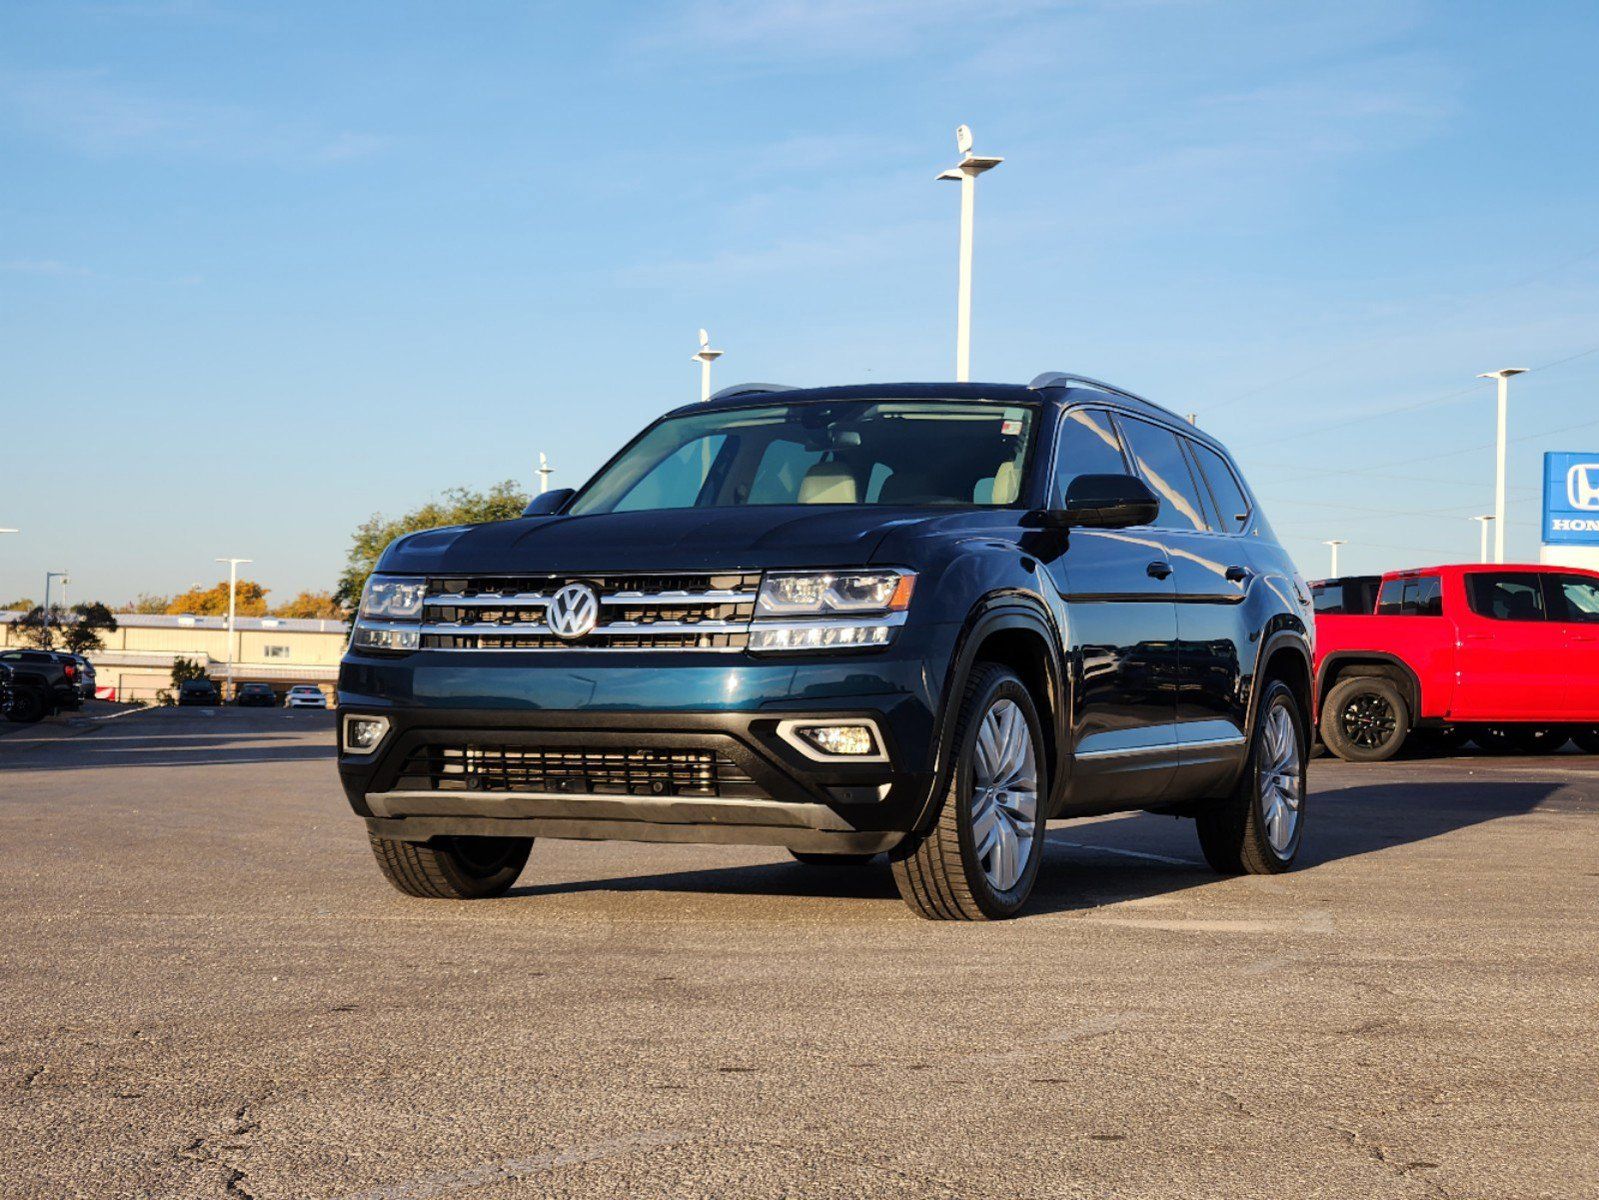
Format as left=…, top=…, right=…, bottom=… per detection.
left=368, top=834, right=531, bottom=899
left=789, top=851, right=876, bottom=866
left=1573, top=729, right=1599, bottom=754
left=1319, top=676, right=1409, bottom=762
left=890, top=663, right=1046, bottom=920
left=1196, top=679, right=1306, bottom=874
left=5, top=687, right=47, bottom=724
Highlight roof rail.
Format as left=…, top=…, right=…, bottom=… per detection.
left=706, top=382, right=797, bottom=402
left=1027, top=372, right=1182, bottom=419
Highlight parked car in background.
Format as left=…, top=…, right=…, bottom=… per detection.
left=1315, top=563, right=1599, bottom=761
left=62, top=653, right=96, bottom=704
left=177, top=678, right=221, bottom=706
left=0, top=662, right=32, bottom=723
left=285, top=685, right=328, bottom=709
left=1310, top=574, right=1381, bottom=616
left=339, top=375, right=1314, bottom=919
left=234, top=682, right=278, bottom=707
left=0, top=649, right=77, bottom=717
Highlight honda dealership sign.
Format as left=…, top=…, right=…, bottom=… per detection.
left=1543, top=452, right=1599, bottom=543
left=1542, top=453, right=1599, bottom=570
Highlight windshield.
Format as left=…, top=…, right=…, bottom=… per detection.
left=569, top=399, right=1037, bottom=516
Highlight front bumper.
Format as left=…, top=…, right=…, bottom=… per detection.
left=337, top=629, right=957, bottom=852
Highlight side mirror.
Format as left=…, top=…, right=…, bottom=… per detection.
left=522, top=487, right=575, bottom=517
left=1029, top=473, right=1159, bottom=529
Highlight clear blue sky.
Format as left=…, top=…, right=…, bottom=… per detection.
left=4, top=0, right=1599, bottom=605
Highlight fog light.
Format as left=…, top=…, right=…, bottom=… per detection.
left=799, top=724, right=877, bottom=756
left=343, top=714, right=390, bottom=755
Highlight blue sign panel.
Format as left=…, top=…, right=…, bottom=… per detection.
left=1543, top=452, right=1599, bottom=545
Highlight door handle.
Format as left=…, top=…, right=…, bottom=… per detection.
left=1225, top=565, right=1253, bottom=584
left=1147, top=560, right=1173, bottom=580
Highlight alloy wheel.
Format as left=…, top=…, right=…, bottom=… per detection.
left=969, top=698, right=1039, bottom=892
left=1258, top=704, right=1302, bottom=854
left=1339, top=692, right=1396, bottom=750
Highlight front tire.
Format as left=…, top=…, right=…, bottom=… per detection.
left=890, top=664, right=1046, bottom=920
left=369, top=834, right=532, bottom=899
left=1319, top=675, right=1409, bottom=762
left=1197, top=679, right=1306, bottom=875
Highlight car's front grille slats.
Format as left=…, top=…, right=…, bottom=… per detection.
left=420, top=572, right=761, bottom=652
left=398, top=743, right=762, bottom=798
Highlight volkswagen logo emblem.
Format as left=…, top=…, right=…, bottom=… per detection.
left=545, top=582, right=600, bottom=640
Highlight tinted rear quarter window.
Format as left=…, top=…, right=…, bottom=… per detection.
left=1376, top=575, right=1443, bottom=617
left=1464, top=573, right=1546, bottom=621
left=1190, top=442, right=1251, bottom=534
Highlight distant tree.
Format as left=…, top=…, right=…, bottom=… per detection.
left=62, top=603, right=119, bottom=655
left=335, top=481, right=530, bottom=612
left=125, top=593, right=172, bottom=614
left=1, top=597, right=34, bottom=612
left=166, top=580, right=271, bottom=617
left=170, top=656, right=208, bottom=685
left=271, top=590, right=346, bottom=620
left=9, top=605, right=66, bottom=649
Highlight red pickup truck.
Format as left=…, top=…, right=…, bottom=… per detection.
left=1312, top=563, right=1599, bottom=761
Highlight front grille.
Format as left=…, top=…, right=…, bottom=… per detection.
left=397, top=744, right=762, bottom=798
left=420, top=572, right=761, bottom=652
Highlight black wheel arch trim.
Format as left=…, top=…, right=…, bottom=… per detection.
left=1315, top=651, right=1422, bottom=724
left=913, top=592, right=1069, bottom=833
left=1246, top=628, right=1313, bottom=741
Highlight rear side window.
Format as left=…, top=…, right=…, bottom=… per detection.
left=1547, top=575, right=1599, bottom=623
left=1117, top=417, right=1210, bottom=532
left=1190, top=442, right=1251, bottom=534
left=1464, top=573, right=1546, bottom=621
left=1376, top=575, right=1443, bottom=617
left=1050, top=408, right=1129, bottom=507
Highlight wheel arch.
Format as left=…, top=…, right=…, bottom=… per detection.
left=1316, top=652, right=1422, bottom=726
left=917, top=596, right=1068, bottom=830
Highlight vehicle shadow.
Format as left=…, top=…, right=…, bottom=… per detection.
left=505, top=778, right=1568, bottom=916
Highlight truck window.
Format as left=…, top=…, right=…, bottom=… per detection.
left=1376, top=575, right=1443, bottom=617
left=1547, top=575, right=1599, bottom=623
left=1050, top=408, right=1129, bottom=507
left=1190, top=442, right=1251, bottom=534
left=1464, top=573, right=1546, bottom=622
left=1117, top=416, right=1210, bottom=532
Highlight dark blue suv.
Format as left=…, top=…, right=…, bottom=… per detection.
left=338, top=375, right=1314, bottom=919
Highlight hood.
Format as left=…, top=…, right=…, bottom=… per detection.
left=377, top=506, right=940, bottom=575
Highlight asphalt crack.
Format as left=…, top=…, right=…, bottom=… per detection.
left=177, top=1092, right=269, bottom=1200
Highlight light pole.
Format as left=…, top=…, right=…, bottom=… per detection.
left=1477, top=368, right=1527, bottom=564
left=1471, top=515, right=1495, bottom=564
left=938, top=124, right=1003, bottom=382
left=537, top=452, right=553, bottom=495
left=692, top=329, right=723, bottom=402
left=1323, top=540, right=1347, bottom=576
left=42, top=571, right=69, bottom=648
left=215, top=557, right=252, bottom=701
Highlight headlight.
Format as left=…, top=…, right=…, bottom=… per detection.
left=749, top=570, right=914, bottom=653
left=756, top=570, right=915, bottom=617
left=360, top=576, right=427, bottom=620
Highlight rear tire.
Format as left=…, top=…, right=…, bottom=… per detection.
left=5, top=686, right=47, bottom=724
left=1197, top=679, right=1306, bottom=874
left=1319, top=676, right=1409, bottom=762
left=890, top=663, right=1046, bottom=921
left=369, top=834, right=531, bottom=899
left=789, top=851, right=876, bottom=866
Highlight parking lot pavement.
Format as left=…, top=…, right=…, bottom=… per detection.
left=2, top=709, right=1596, bottom=1200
